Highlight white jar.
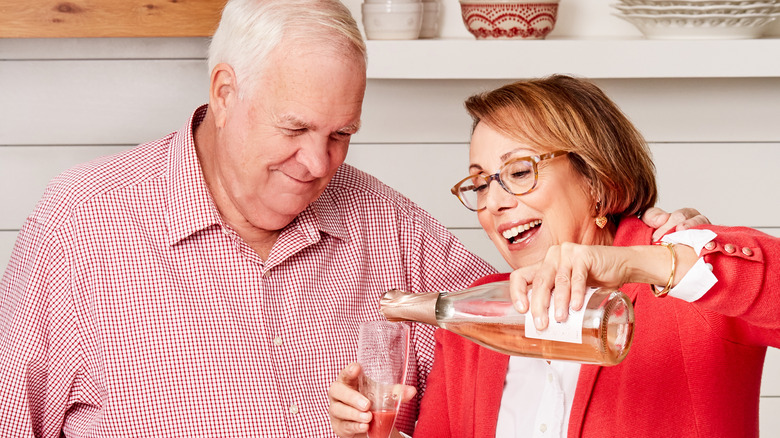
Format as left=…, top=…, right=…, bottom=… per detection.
left=419, top=0, right=440, bottom=39
left=362, top=0, right=424, bottom=40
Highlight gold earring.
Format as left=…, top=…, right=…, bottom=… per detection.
left=594, top=198, right=607, bottom=229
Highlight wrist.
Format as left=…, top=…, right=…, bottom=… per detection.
left=651, top=242, right=676, bottom=297
left=625, top=245, right=677, bottom=288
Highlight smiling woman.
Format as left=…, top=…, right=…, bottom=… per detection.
left=0, top=0, right=227, bottom=37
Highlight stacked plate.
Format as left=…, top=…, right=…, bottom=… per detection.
left=612, top=0, right=780, bottom=39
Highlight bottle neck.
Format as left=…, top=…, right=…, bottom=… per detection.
left=380, top=290, right=440, bottom=326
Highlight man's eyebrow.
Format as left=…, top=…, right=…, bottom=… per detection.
left=274, top=113, right=360, bottom=133
left=275, top=113, right=312, bottom=129
left=341, top=120, right=361, bottom=133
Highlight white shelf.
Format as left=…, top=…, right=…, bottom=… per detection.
left=366, top=38, right=780, bottom=79
left=3, top=37, right=779, bottom=80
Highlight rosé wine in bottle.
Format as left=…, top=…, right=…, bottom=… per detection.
left=380, top=281, right=634, bottom=366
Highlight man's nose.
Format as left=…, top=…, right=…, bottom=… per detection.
left=297, top=136, right=331, bottom=178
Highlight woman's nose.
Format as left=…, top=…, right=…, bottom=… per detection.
left=483, top=179, right=516, bottom=212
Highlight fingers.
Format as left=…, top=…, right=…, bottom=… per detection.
left=644, top=207, right=673, bottom=242
left=336, top=362, right=362, bottom=388
left=328, top=363, right=371, bottom=437
left=401, top=385, right=417, bottom=403
left=529, top=280, right=552, bottom=331
left=569, top=262, right=589, bottom=312
left=640, top=206, right=670, bottom=229
left=527, top=253, right=555, bottom=331
left=552, top=261, right=572, bottom=323
left=650, top=207, right=708, bottom=241
left=516, top=244, right=596, bottom=330
left=677, top=213, right=711, bottom=231
left=509, top=269, right=532, bottom=313
left=549, top=242, right=588, bottom=320
left=329, top=398, right=370, bottom=437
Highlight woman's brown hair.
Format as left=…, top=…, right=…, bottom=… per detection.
left=464, top=74, right=657, bottom=224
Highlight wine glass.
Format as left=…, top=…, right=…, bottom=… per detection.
left=357, top=320, right=410, bottom=438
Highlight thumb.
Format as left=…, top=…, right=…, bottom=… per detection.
left=400, top=384, right=417, bottom=403
left=641, top=207, right=669, bottom=228
left=338, top=362, right=362, bottom=388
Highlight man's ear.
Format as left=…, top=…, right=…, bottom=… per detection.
left=209, top=63, right=238, bottom=129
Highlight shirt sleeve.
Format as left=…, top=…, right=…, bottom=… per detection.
left=669, top=225, right=780, bottom=347
left=0, top=219, right=82, bottom=437
left=661, top=229, right=718, bottom=302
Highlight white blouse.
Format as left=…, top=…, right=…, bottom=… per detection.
left=495, top=229, right=718, bottom=437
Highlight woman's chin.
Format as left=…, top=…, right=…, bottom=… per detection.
left=503, top=241, right=547, bottom=269
left=507, top=252, right=544, bottom=271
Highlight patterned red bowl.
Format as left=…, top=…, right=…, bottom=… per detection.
left=459, top=0, right=560, bottom=39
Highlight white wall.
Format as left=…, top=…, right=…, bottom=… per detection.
left=1, top=0, right=779, bottom=432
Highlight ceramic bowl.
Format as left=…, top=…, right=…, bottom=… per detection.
left=362, top=1, right=424, bottom=40
left=458, top=0, right=560, bottom=39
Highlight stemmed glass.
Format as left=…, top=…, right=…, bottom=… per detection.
left=357, top=321, right=410, bottom=438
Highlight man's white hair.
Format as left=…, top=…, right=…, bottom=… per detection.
left=208, top=0, right=367, bottom=96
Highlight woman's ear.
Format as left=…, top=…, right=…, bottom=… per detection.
left=208, top=63, right=238, bottom=129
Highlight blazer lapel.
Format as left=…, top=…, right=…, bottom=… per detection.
left=473, top=348, right=509, bottom=437
left=567, top=364, right=601, bottom=436
left=568, top=218, right=649, bottom=436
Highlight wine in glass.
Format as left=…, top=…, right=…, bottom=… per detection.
left=357, top=320, right=410, bottom=438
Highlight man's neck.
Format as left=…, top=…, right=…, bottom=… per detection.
left=193, top=109, right=282, bottom=261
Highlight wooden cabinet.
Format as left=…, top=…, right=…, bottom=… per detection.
left=0, top=0, right=226, bottom=38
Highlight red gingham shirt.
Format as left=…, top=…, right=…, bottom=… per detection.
left=0, top=106, right=496, bottom=437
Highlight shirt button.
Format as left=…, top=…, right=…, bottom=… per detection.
left=540, top=424, right=547, bottom=433
left=273, top=336, right=283, bottom=346
left=742, top=247, right=754, bottom=256
left=289, top=404, right=299, bottom=414
left=724, top=244, right=736, bottom=254
left=704, top=241, right=716, bottom=250
left=547, top=373, right=554, bottom=383
left=705, top=263, right=713, bottom=271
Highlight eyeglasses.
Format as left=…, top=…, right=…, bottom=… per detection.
left=450, top=150, right=569, bottom=212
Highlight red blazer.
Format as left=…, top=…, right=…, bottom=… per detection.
left=414, top=217, right=780, bottom=437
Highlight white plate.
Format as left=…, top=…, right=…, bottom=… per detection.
left=618, top=0, right=778, bottom=7
left=613, top=2, right=779, bottom=14
left=614, top=12, right=779, bottom=38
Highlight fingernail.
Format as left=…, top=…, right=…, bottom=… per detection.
left=516, top=300, right=527, bottom=313
left=358, top=398, right=369, bottom=410
left=360, top=412, right=372, bottom=422
left=555, top=307, right=565, bottom=321
left=534, top=316, right=544, bottom=331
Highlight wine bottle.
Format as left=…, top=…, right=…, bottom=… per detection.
left=380, top=281, right=634, bottom=366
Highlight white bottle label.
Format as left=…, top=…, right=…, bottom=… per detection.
left=524, top=288, right=597, bottom=344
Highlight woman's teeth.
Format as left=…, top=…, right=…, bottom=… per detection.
left=502, top=220, right=542, bottom=243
